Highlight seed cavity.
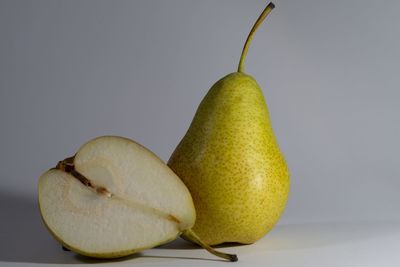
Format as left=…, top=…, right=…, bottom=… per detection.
left=167, top=214, right=181, bottom=224
left=56, top=156, right=113, bottom=198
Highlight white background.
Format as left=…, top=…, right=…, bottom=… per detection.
left=0, top=0, right=399, bottom=266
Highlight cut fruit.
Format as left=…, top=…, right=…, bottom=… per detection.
left=38, top=136, right=237, bottom=261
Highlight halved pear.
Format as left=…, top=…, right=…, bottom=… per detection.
left=38, top=136, right=237, bottom=261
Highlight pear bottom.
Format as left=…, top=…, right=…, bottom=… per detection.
left=182, top=188, right=289, bottom=246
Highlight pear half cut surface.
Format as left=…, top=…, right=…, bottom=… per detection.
left=38, top=136, right=237, bottom=261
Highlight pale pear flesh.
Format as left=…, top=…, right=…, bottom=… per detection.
left=38, top=136, right=195, bottom=258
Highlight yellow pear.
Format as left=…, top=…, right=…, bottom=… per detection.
left=168, top=2, right=290, bottom=245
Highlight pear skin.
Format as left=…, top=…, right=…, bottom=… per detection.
left=168, top=2, right=289, bottom=245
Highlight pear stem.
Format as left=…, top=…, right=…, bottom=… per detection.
left=237, top=2, right=275, bottom=73
left=182, top=229, right=238, bottom=262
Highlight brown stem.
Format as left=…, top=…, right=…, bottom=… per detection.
left=56, top=157, right=113, bottom=198
left=237, top=2, right=275, bottom=73
left=182, top=229, right=238, bottom=262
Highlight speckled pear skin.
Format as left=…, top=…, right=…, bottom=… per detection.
left=168, top=72, right=290, bottom=245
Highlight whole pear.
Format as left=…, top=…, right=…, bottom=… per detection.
left=168, top=2, right=290, bottom=245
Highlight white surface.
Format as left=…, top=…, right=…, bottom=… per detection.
left=1, top=220, right=399, bottom=267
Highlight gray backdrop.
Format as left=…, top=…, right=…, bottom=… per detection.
left=0, top=0, right=399, bottom=264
